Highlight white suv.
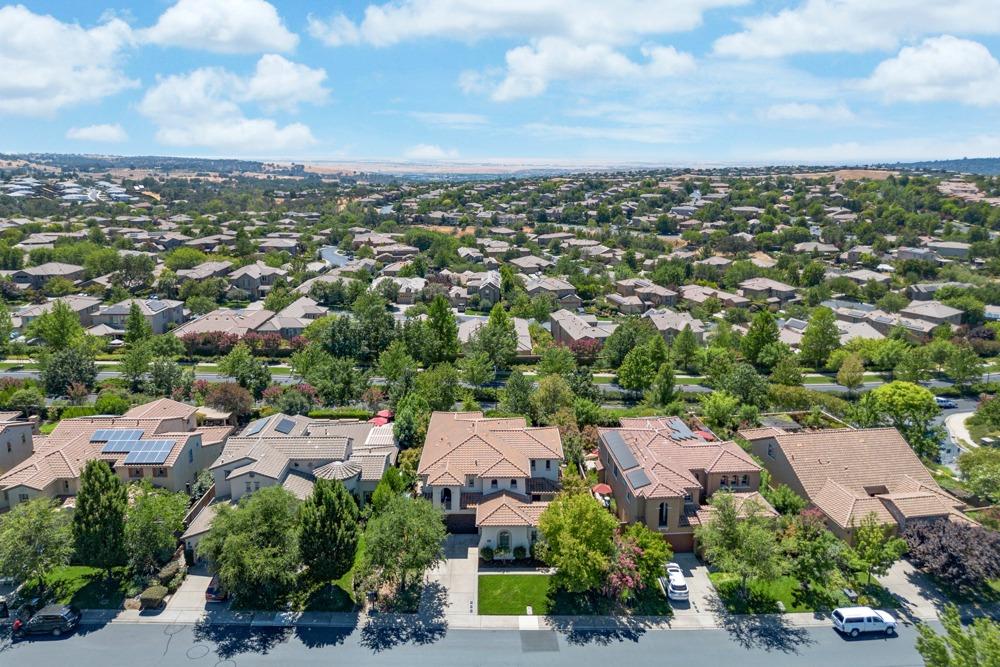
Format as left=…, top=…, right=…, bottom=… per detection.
left=659, top=572, right=689, bottom=601
left=832, top=607, right=897, bottom=638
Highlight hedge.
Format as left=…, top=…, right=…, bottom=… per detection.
left=307, top=408, right=373, bottom=420
left=139, top=585, right=168, bottom=610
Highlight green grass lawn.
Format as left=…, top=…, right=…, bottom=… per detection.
left=478, top=574, right=671, bottom=616
left=30, top=566, right=131, bottom=609
left=708, top=572, right=895, bottom=614
left=966, top=420, right=999, bottom=446
left=288, top=537, right=365, bottom=612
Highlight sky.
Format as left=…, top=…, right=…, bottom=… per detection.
left=2, top=0, right=1000, bottom=166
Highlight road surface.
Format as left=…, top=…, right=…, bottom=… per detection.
left=1, top=621, right=933, bottom=667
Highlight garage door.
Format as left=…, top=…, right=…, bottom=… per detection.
left=665, top=532, right=694, bottom=553
left=446, top=513, right=478, bottom=534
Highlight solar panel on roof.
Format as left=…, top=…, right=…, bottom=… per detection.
left=604, top=430, right=639, bottom=470
left=101, top=440, right=138, bottom=454
left=91, top=428, right=143, bottom=443
left=123, top=440, right=174, bottom=465
left=243, top=417, right=269, bottom=436
left=626, top=468, right=652, bottom=489
left=275, top=418, right=295, bottom=435
left=146, top=300, right=167, bottom=313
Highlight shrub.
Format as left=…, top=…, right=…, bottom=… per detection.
left=307, top=408, right=372, bottom=420
left=513, top=545, right=527, bottom=560
left=139, top=585, right=168, bottom=609
left=480, top=546, right=494, bottom=562
left=157, top=559, right=185, bottom=585
left=167, top=571, right=186, bottom=593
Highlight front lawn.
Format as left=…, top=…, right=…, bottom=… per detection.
left=26, top=566, right=132, bottom=609
left=708, top=572, right=895, bottom=614
left=478, top=574, right=672, bottom=616
left=287, top=537, right=365, bottom=612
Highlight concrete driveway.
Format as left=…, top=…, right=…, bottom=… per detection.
left=426, top=534, right=479, bottom=616
left=876, top=560, right=947, bottom=621
left=165, top=564, right=214, bottom=612
left=669, top=552, right=718, bottom=622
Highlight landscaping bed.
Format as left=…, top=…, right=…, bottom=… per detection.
left=707, top=572, right=896, bottom=614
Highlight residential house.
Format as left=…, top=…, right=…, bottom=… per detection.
left=738, top=277, right=798, bottom=304
left=678, top=284, right=749, bottom=309
left=172, top=307, right=276, bottom=339
left=458, top=317, right=533, bottom=358
left=14, top=295, right=102, bottom=331
left=644, top=309, right=706, bottom=343
left=616, top=278, right=677, bottom=308
left=0, top=413, right=36, bottom=475
left=741, top=426, right=965, bottom=540
left=176, top=260, right=234, bottom=282
left=417, top=412, right=563, bottom=555
left=228, top=261, right=287, bottom=299
left=522, top=276, right=582, bottom=310
left=549, top=309, right=617, bottom=348
left=598, top=417, right=775, bottom=551
left=509, top=255, right=553, bottom=274
left=900, top=300, right=964, bottom=327
left=12, top=262, right=86, bottom=290
left=93, top=297, right=186, bottom=334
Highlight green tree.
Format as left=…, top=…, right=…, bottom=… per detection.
left=413, top=362, right=460, bottom=411
left=352, top=292, right=398, bottom=363
left=198, top=486, right=301, bottom=608
left=600, top=317, right=656, bottom=369
left=358, top=496, right=445, bottom=595
left=617, top=344, right=656, bottom=395
left=895, top=347, right=934, bottom=384
left=836, top=353, right=865, bottom=396
left=501, top=370, right=534, bottom=417
left=73, top=460, right=128, bottom=577
left=623, top=522, right=672, bottom=589
left=470, top=303, right=517, bottom=370
left=531, top=374, right=574, bottom=422
left=120, top=341, right=152, bottom=393
left=460, top=351, right=494, bottom=389
left=770, top=355, right=803, bottom=386
left=123, top=303, right=152, bottom=347
left=786, top=511, right=846, bottom=603
left=125, top=484, right=188, bottom=574
left=0, top=304, right=13, bottom=358
left=147, top=356, right=184, bottom=397
left=650, top=362, right=676, bottom=407
left=763, top=484, right=808, bottom=515
left=369, top=467, right=407, bottom=518
left=423, top=295, right=460, bottom=365
left=28, top=300, right=84, bottom=350
left=696, top=492, right=782, bottom=600
left=719, top=362, right=769, bottom=408
left=853, top=511, right=907, bottom=584
left=40, top=344, right=97, bottom=397
left=957, top=448, right=1000, bottom=504
left=393, top=393, right=430, bottom=449
left=856, top=381, right=941, bottom=458
left=699, top=390, right=743, bottom=435
left=538, top=492, right=617, bottom=593
left=741, top=310, right=779, bottom=366
left=800, top=307, right=840, bottom=369
left=537, top=345, right=576, bottom=379
left=0, top=498, right=72, bottom=589
left=944, top=343, right=984, bottom=393
left=316, top=356, right=365, bottom=406
left=671, top=325, right=699, bottom=372
left=299, top=479, right=360, bottom=582
left=218, top=343, right=272, bottom=398
left=916, top=604, right=1000, bottom=667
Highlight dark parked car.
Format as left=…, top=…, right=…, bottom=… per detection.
left=12, top=604, right=81, bottom=638
left=205, top=575, right=228, bottom=602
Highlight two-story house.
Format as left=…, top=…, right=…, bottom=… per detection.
left=597, top=417, right=774, bottom=551
left=417, top=412, right=563, bottom=557
left=93, top=297, right=186, bottom=334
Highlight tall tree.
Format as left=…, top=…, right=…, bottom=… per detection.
left=800, top=307, right=840, bottom=369
left=651, top=363, right=676, bottom=407
left=27, top=300, right=84, bottom=350
left=423, top=295, right=460, bottom=365
left=944, top=343, right=985, bottom=393
left=617, top=344, right=656, bottom=395
left=671, top=325, right=699, bottom=372
left=855, top=381, right=941, bottom=458
left=916, top=604, right=1000, bottom=667
left=853, top=512, right=907, bottom=584
left=358, top=496, right=445, bottom=595
left=218, top=342, right=272, bottom=398
left=471, top=303, right=517, bottom=371
left=836, top=353, right=865, bottom=396
left=120, top=341, right=152, bottom=393
left=300, top=479, right=360, bottom=582
left=501, top=370, right=534, bottom=417
left=538, top=492, right=617, bottom=593
left=460, top=351, right=494, bottom=389
left=124, top=303, right=152, bottom=347
left=73, top=460, right=128, bottom=577
left=0, top=498, right=73, bottom=589
left=125, top=484, right=188, bottom=574
left=741, top=310, right=779, bottom=367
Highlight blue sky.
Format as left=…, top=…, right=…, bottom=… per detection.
left=2, top=0, right=1000, bottom=165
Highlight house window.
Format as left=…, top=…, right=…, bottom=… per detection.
left=613, top=465, right=619, bottom=479
left=466, top=475, right=475, bottom=488
left=720, top=475, right=728, bottom=487
left=498, top=530, right=511, bottom=552
left=683, top=492, right=693, bottom=505
left=440, top=488, right=452, bottom=511
left=253, top=481, right=260, bottom=490
left=531, top=530, right=538, bottom=544
left=491, top=479, right=498, bottom=490
left=545, top=460, right=551, bottom=470
left=153, top=468, right=168, bottom=478
left=245, top=482, right=252, bottom=493
left=21, top=433, right=25, bottom=444
left=658, top=502, right=669, bottom=527
left=188, top=448, right=194, bottom=464
left=510, top=479, right=518, bottom=490
left=129, top=468, right=144, bottom=478
left=531, top=460, right=536, bottom=470
left=767, top=442, right=774, bottom=458
left=18, top=493, right=28, bottom=503
left=63, top=480, right=69, bottom=491
left=741, top=474, right=749, bottom=487
left=6, top=442, right=9, bottom=453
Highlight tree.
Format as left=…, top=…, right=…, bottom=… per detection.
left=895, top=347, right=934, bottom=384
left=147, top=356, right=184, bottom=397
left=460, top=351, right=494, bottom=389
left=718, top=362, right=769, bottom=408
left=377, top=340, right=417, bottom=385
left=316, top=356, right=365, bottom=406
left=125, top=484, right=188, bottom=574
left=204, top=382, right=254, bottom=417
left=786, top=510, right=846, bottom=606
left=944, top=343, right=985, bottom=393
left=470, top=303, right=517, bottom=370
left=650, top=363, right=676, bottom=407
left=199, top=486, right=301, bottom=608
left=300, top=479, right=360, bottom=583
left=423, top=295, right=460, bottom=365
left=770, top=355, right=803, bottom=386
left=600, top=317, right=656, bottom=369
left=413, top=362, right=460, bottom=411
left=741, top=310, right=779, bottom=367
left=393, top=393, right=430, bottom=449
left=836, top=353, right=865, bottom=396
left=218, top=343, right=272, bottom=398
left=501, top=370, right=534, bottom=416
left=856, top=381, right=941, bottom=458
left=73, top=460, right=128, bottom=577
left=852, top=512, right=906, bottom=584
left=538, top=492, right=617, bottom=593
left=0, top=498, right=72, bottom=588
left=696, top=492, right=782, bottom=600
left=41, top=344, right=97, bottom=396
left=358, top=495, right=445, bottom=595
left=0, top=304, right=13, bottom=358
left=94, top=390, right=130, bottom=415
left=916, top=604, right=1000, bottom=667
left=531, top=374, right=574, bottom=422
left=699, top=390, right=743, bottom=436
left=120, top=341, right=152, bottom=393
left=27, top=300, right=84, bottom=350
left=124, top=303, right=152, bottom=347
left=537, top=345, right=576, bottom=379
left=957, top=447, right=1000, bottom=504
left=369, top=466, right=407, bottom=518
left=8, top=387, right=45, bottom=416
left=622, top=522, right=672, bottom=589
left=617, top=344, right=656, bottom=395
left=904, top=519, right=1000, bottom=595
left=763, top=484, right=807, bottom=515
left=671, top=325, right=699, bottom=371
left=352, top=292, right=398, bottom=363
left=799, top=307, right=840, bottom=369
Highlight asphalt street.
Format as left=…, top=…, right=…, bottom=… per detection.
left=0, top=621, right=934, bottom=667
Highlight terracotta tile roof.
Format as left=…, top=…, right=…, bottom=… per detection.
left=475, top=490, right=548, bottom=527
left=692, top=491, right=778, bottom=525
left=124, top=398, right=197, bottom=420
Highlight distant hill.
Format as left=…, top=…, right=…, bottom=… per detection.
left=881, top=157, right=1000, bottom=175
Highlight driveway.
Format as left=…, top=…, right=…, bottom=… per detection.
left=876, top=560, right=947, bottom=621
left=426, top=534, right=479, bottom=616
left=164, top=563, right=214, bottom=612
left=945, top=411, right=975, bottom=450
left=670, top=552, right=718, bottom=622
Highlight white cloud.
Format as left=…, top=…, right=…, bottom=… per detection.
left=309, top=0, right=746, bottom=47
left=66, top=124, right=128, bottom=143
left=403, top=144, right=459, bottom=160
left=144, top=0, right=298, bottom=54
left=138, top=55, right=328, bottom=154
left=862, top=36, right=1000, bottom=106
left=714, top=0, right=1000, bottom=58
left=759, top=102, right=856, bottom=122
left=491, top=38, right=695, bottom=101
left=410, top=112, right=488, bottom=128
left=0, top=5, right=136, bottom=116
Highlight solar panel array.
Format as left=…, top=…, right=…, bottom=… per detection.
left=243, top=417, right=269, bottom=436
left=146, top=299, right=167, bottom=313
left=604, top=430, right=639, bottom=470
left=123, top=440, right=175, bottom=465
left=275, top=418, right=295, bottom=434
left=626, top=468, right=652, bottom=489
left=667, top=418, right=696, bottom=440
left=91, top=429, right=144, bottom=443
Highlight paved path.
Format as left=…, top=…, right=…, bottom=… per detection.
left=944, top=411, right=975, bottom=449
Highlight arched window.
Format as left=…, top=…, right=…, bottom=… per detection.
left=440, top=487, right=452, bottom=510
left=498, top=530, right=511, bottom=552
left=658, top=502, right=669, bottom=527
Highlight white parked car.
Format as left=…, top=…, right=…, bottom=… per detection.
left=660, top=572, right=688, bottom=601
left=832, top=607, right=897, bottom=638
left=664, top=562, right=683, bottom=577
